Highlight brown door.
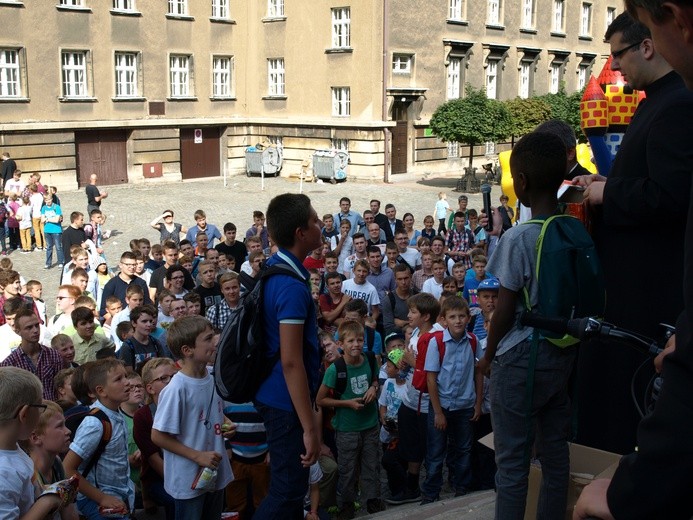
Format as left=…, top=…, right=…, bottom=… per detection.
left=391, top=121, right=408, bottom=174
left=75, top=130, right=128, bottom=186
left=180, top=127, right=221, bottom=180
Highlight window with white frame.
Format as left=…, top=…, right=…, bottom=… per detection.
left=447, top=141, right=459, bottom=159
left=331, top=7, right=350, bottom=49
left=552, top=0, right=565, bottom=32
left=578, top=64, right=589, bottom=90
left=550, top=63, right=562, bottom=93
left=449, top=0, right=464, bottom=20
left=519, top=62, right=530, bottom=98
left=606, top=6, right=616, bottom=27
left=331, top=138, right=348, bottom=152
left=521, top=0, right=535, bottom=29
left=61, top=51, right=89, bottom=98
left=331, top=87, right=350, bottom=117
left=212, top=56, right=233, bottom=98
left=446, top=57, right=461, bottom=100
left=267, top=136, right=283, bottom=148
left=392, top=54, right=412, bottom=74
left=267, top=58, right=285, bottom=96
left=112, top=0, right=135, bottom=11
left=211, top=0, right=229, bottom=19
left=486, top=60, right=498, bottom=99
left=485, top=141, right=496, bottom=155
left=581, top=3, right=592, bottom=36
left=168, top=0, right=187, bottom=16
left=0, top=49, right=21, bottom=98
left=114, top=52, right=139, bottom=98
left=267, top=0, right=284, bottom=17
left=487, top=0, right=501, bottom=25
left=169, top=54, right=192, bottom=97
left=59, top=0, right=85, bottom=6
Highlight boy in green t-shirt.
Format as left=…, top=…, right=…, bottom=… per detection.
left=317, top=321, right=384, bottom=519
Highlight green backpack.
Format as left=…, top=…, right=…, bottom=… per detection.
left=522, top=214, right=606, bottom=347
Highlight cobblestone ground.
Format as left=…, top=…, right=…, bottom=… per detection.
left=13, top=173, right=501, bottom=305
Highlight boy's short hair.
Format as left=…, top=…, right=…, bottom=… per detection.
left=70, top=364, right=92, bottom=405
left=0, top=269, right=19, bottom=287
left=70, top=211, right=83, bottom=223
left=14, top=307, right=38, bottom=329
left=71, top=247, right=88, bottom=259
left=84, top=358, right=125, bottom=394
left=120, top=251, right=137, bottom=263
left=71, top=306, right=95, bottom=327
left=151, top=244, right=163, bottom=255
left=71, top=267, right=89, bottom=281
left=473, top=256, right=488, bottom=266
left=417, top=237, right=431, bottom=248
left=420, top=250, right=433, bottom=260
left=253, top=210, right=264, bottom=219
left=218, top=271, right=239, bottom=286
left=3, top=296, right=29, bottom=316
left=115, top=321, right=134, bottom=341
left=469, top=248, right=486, bottom=262
left=139, top=238, right=151, bottom=247
left=198, top=260, right=215, bottom=272
left=248, top=251, right=266, bottom=264
left=105, top=296, right=122, bottom=308
left=53, top=368, right=75, bottom=395
left=141, top=358, right=176, bottom=402
left=324, top=251, right=338, bottom=261
left=163, top=240, right=178, bottom=252
left=352, top=232, right=365, bottom=242
left=343, top=298, right=368, bottom=317
left=31, top=400, right=64, bottom=439
left=467, top=209, right=478, bottom=219
left=452, top=262, right=467, bottom=272
left=26, top=280, right=42, bottom=292
left=324, top=271, right=342, bottom=283
left=266, top=193, right=314, bottom=249
left=179, top=255, right=194, bottom=265
left=510, top=131, right=567, bottom=192
left=51, top=333, right=72, bottom=350
left=125, top=284, right=145, bottom=298
left=353, top=259, right=369, bottom=272
left=340, top=196, right=352, bottom=205
left=385, top=241, right=397, bottom=252
left=393, top=263, right=411, bottom=275
left=223, top=222, right=237, bottom=233
left=322, top=214, right=333, bottom=222
left=431, top=257, right=445, bottom=268
left=90, top=208, right=103, bottom=218
left=440, top=295, right=470, bottom=317
left=193, top=209, right=206, bottom=220
left=183, top=292, right=201, bottom=304
left=453, top=211, right=466, bottom=220
left=442, top=276, right=456, bottom=287
left=130, top=304, right=157, bottom=324
left=74, top=295, right=96, bottom=309
left=195, top=230, right=208, bottom=239
left=245, top=236, right=262, bottom=247
left=337, top=320, right=364, bottom=341
left=431, top=235, right=446, bottom=247
left=407, top=292, right=440, bottom=323
left=0, top=367, right=42, bottom=423
left=366, top=245, right=382, bottom=257
left=166, top=315, right=212, bottom=359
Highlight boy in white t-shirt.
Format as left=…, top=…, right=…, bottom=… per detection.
left=152, top=315, right=236, bottom=519
left=422, top=257, right=446, bottom=299
left=341, top=259, right=381, bottom=320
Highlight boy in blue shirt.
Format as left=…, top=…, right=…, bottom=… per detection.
left=478, top=132, right=577, bottom=519
left=420, top=296, right=482, bottom=503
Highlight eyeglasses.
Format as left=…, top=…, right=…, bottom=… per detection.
left=611, top=41, right=642, bottom=59
left=14, top=403, right=48, bottom=418
left=151, top=374, right=173, bottom=385
left=122, top=262, right=137, bottom=268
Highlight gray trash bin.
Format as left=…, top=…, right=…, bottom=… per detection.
left=312, top=149, right=348, bottom=184
left=245, top=145, right=283, bottom=177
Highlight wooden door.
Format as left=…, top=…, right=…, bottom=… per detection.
left=75, top=130, right=128, bottom=186
left=391, top=121, right=408, bottom=174
left=180, top=127, right=221, bottom=180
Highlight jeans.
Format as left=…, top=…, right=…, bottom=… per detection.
left=335, top=426, right=380, bottom=504
left=76, top=496, right=127, bottom=520
left=44, top=232, right=64, bottom=266
left=490, top=339, right=576, bottom=520
left=0, top=225, right=6, bottom=252
left=253, top=402, right=308, bottom=520
left=421, top=407, right=474, bottom=500
left=174, top=489, right=224, bottom=520
left=145, top=477, right=175, bottom=520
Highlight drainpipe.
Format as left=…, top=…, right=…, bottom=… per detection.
left=382, top=0, right=390, bottom=183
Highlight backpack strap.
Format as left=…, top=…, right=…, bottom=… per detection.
left=333, top=357, right=348, bottom=399
left=81, top=408, right=112, bottom=479
left=467, top=332, right=477, bottom=356
left=364, top=327, right=375, bottom=353
left=364, top=351, right=378, bottom=386
left=396, top=255, right=414, bottom=274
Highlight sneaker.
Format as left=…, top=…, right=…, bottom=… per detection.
left=366, top=499, right=386, bottom=514
left=337, top=502, right=355, bottom=520
left=58, top=263, right=64, bottom=268
left=386, top=489, right=421, bottom=505
left=43, top=265, right=51, bottom=269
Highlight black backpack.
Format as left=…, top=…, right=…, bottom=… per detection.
left=332, top=351, right=378, bottom=399
left=214, top=263, right=306, bottom=402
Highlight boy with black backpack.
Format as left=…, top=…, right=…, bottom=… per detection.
left=478, top=132, right=604, bottom=519
left=316, top=320, right=384, bottom=519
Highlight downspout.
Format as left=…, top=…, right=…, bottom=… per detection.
left=382, top=0, right=390, bottom=183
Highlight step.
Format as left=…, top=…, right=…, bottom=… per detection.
left=365, top=490, right=496, bottom=520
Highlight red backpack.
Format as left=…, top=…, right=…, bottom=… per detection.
left=411, top=329, right=477, bottom=394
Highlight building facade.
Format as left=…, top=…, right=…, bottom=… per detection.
left=0, top=0, right=612, bottom=188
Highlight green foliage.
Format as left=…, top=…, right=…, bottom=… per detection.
left=430, top=85, right=513, bottom=162
left=504, top=97, right=553, bottom=138
left=536, top=85, right=585, bottom=141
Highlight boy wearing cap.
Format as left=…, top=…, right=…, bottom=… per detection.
left=469, top=278, right=499, bottom=340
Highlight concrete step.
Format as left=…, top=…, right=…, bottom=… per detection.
left=365, top=490, right=496, bottom=520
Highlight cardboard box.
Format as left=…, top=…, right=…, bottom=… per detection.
left=480, top=433, right=621, bottom=520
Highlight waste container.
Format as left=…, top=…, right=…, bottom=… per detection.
left=245, top=144, right=283, bottom=177
left=312, top=149, right=349, bottom=184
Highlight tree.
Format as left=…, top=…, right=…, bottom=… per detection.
left=504, top=97, right=553, bottom=141
left=430, top=85, right=513, bottom=167
left=537, top=85, right=585, bottom=141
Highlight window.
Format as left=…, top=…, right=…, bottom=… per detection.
left=578, top=64, right=589, bottom=90
left=519, top=62, right=530, bottom=98
left=485, top=141, right=496, bottom=155
left=581, top=3, right=592, bottom=36
left=112, top=0, right=135, bottom=10
left=169, top=54, right=192, bottom=97
left=211, top=0, right=229, bottom=19
left=552, top=0, right=565, bottom=33
left=392, top=54, right=412, bottom=74
left=486, top=60, right=498, bottom=99
left=446, top=57, right=461, bottom=99
left=267, top=0, right=283, bottom=17
left=59, top=0, right=85, bottom=6
left=606, top=6, right=616, bottom=27
left=268, top=135, right=283, bottom=148
left=331, top=138, right=348, bottom=152
left=0, top=49, right=21, bottom=98
left=487, top=0, right=501, bottom=25
left=521, top=0, right=535, bottom=29
left=212, top=56, right=233, bottom=98
left=448, top=0, right=464, bottom=20
left=168, top=0, right=187, bottom=16
left=550, top=63, right=562, bottom=93
left=331, top=87, right=350, bottom=117
left=331, top=7, right=350, bottom=49
left=447, top=141, right=459, bottom=159
left=61, top=51, right=89, bottom=98
left=267, top=58, right=285, bottom=96
left=114, top=52, right=139, bottom=98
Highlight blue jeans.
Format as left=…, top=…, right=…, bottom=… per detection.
left=490, top=339, right=576, bottom=520
left=145, top=477, right=175, bottom=520
left=0, top=225, right=6, bottom=252
left=174, top=489, right=224, bottom=520
left=76, top=496, right=127, bottom=520
left=253, top=402, right=308, bottom=520
left=421, top=406, right=474, bottom=500
left=44, top=232, right=64, bottom=266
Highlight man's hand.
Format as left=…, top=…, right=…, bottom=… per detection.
left=655, top=334, right=676, bottom=373
left=434, top=411, right=447, bottom=430
left=479, top=207, right=503, bottom=237
left=583, top=181, right=606, bottom=206
left=573, top=174, right=606, bottom=187
left=301, top=429, right=320, bottom=467
left=573, top=479, right=615, bottom=520
left=194, top=450, right=221, bottom=469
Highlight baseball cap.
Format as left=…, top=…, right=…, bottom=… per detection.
left=387, top=348, right=404, bottom=365
left=477, top=277, right=500, bottom=292
left=384, top=332, right=405, bottom=345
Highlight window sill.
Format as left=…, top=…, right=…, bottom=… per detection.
left=167, top=96, right=197, bottom=101
left=59, top=96, right=97, bottom=102
left=165, top=14, right=194, bottom=21
left=485, top=23, right=505, bottom=30
left=0, top=96, right=29, bottom=103
left=579, top=35, right=593, bottom=41
left=392, top=71, right=412, bottom=75
left=550, top=31, right=566, bottom=38
left=0, top=1, right=24, bottom=7
left=262, top=95, right=287, bottom=100
left=110, top=9, right=142, bottom=16
left=520, top=27, right=537, bottom=34
left=325, top=47, right=353, bottom=54
left=262, top=16, right=286, bottom=23
left=446, top=18, right=469, bottom=26
left=56, top=5, right=91, bottom=12
left=210, top=17, right=236, bottom=24
left=332, top=114, right=351, bottom=118
left=210, top=96, right=237, bottom=101
left=112, top=96, right=146, bottom=102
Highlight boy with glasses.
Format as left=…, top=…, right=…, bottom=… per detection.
left=100, top=251, right=151, bottom=318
